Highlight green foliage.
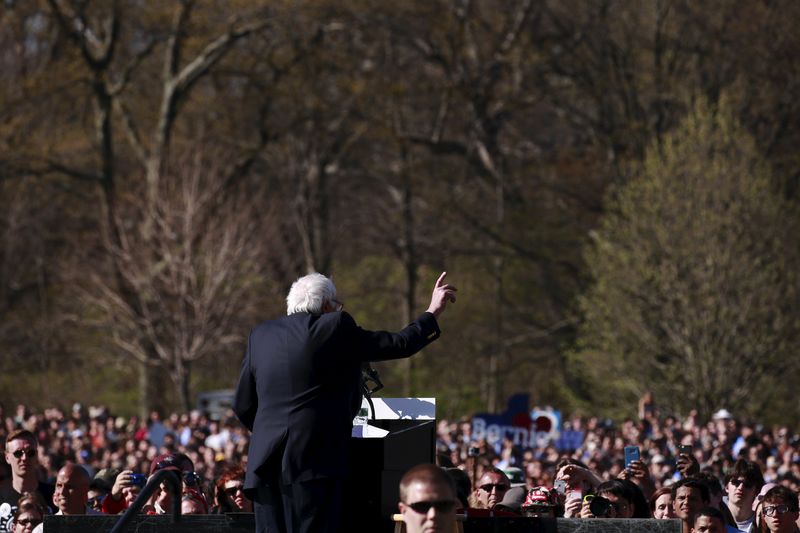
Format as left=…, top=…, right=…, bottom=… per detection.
left=573, top=98, right=800, bottom=423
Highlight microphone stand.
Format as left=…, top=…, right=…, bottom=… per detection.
left=361, top=364, right=384, bottom=420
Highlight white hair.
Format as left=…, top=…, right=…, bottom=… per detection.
left=286, top=273, right=337, bottom=315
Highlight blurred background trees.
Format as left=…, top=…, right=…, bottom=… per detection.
left=1, top=0, right=799, bottom=424
left=572, top=99, right=800, bottom=421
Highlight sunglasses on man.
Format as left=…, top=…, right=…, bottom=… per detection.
left=405, top=500, right=457, bottom=514
left=479, top=483, right=509, bottom=493
left=729, top=478, right=754, bottom=489
left=11, top=449, right=36, bottom=459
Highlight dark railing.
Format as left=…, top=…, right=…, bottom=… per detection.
left=109, top=469, right=182, bottom=533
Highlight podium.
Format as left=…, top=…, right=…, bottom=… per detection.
left=342, top=398, right=436, bottom=532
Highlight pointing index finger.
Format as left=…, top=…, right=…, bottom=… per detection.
left=436, top=271, right=447, bottom=287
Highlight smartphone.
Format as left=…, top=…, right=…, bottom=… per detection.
left=554, top=479, right=567, bottom=495
left=678, top=444, right=692, bottom=456
left=566, top=490, right=582, bottom=503
left=624, top=445, right=640, bottom=467
left=130, top=473, right=147, bottom=487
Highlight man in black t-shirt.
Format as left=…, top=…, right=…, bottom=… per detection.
left=0, top=430, right=54, bottom=532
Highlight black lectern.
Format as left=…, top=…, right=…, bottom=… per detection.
left=342, top=398, right=437, bottom=532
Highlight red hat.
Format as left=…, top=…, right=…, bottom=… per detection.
left=522, top=486, right=557, bottom=508
left=149, top=452, right=194, bottom=476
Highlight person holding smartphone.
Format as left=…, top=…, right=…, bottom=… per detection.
left=618, top=445, right=656, bottom=501
left=101, top=469, right=146, bottom=514
left=554, top=459, right=602, bottom=518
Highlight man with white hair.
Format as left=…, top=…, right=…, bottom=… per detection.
left=234, top=271, right=457, bottom=533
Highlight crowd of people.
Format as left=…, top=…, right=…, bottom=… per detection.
left=437, top=408, right=800, bottom=490
left=0, top=402, right=251, bottom=532
left=1, top=398, right=799, bottom=532
left=433, top=399, right=800, bottom=533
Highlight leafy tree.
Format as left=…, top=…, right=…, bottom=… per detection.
left=572, top=98, right=800, bottom=422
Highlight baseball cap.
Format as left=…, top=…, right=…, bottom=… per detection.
left=753, top=483, right=777, bottom=512
left=712, top=409, right=733, bottom=421
left=495, top=486, right=527, bottom=513
left=523, top=486, right=557, bottom=508
left=502, top=467, right=526, bottom=488
left=149, top=452, right=194, bottom=475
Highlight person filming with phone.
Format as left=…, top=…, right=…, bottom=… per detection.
left=554, top=460, right=602, bottom=518
left=618, top=445, right=657, bottom=501
left=101, top=470, right=146, bottom=514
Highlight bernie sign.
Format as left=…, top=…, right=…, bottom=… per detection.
left=471, top=394, right=563, bottom=448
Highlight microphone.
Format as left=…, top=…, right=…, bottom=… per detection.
left=361, top=363, right=384, bottom=395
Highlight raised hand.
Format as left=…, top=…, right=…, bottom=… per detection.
left=426, top=271, right=457, bottom=317
left=111, top=470, right=134, bottom=501
left=676, top=452, right=699, bottom=476
left=619, top=459, right=647, bottom=480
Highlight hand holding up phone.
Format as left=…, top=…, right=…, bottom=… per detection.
left=624, top=446, right=640, bottom=468
left=676, top=445, right=699, bottom=476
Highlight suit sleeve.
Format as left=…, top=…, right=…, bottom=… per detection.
left=233, top=330, right=257, bottom=431
left=341, top=311, right=441, bottom=362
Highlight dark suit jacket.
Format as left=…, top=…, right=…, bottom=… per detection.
left=233, top=310, right=440, bottom=492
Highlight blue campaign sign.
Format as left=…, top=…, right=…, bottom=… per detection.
left=555, top=430, right=585, bottom=451
left=471, top=394, right=533, bottom=447
left=472, top=394, right=583, bottom=450
left=471, top=395, right=569, bottom=449
left=530, top=408, right=561, bottom=433
left=529, top=407, right=561, bottom=448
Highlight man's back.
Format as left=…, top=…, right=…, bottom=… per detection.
left=241, top=311, right=363, bottom=482
left=233, top=271, right=456, bottom=533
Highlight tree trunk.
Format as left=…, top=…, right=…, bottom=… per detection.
left=399, top=151, right=417, bottom=397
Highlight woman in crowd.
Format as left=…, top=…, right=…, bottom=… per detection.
left=650, top=486, right=675, bottom=519
left=12, top=493, right=47, bottom=533
left=213, top=465, right=252, bottom=513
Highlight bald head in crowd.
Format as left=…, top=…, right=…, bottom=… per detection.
left=54, top=462, right=91, bottom=515
left=399, top=464, right=458, bottom=533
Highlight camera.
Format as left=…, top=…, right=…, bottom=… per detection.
left=585, top=495, right=613, bottom=517
left=468, top=446, right=480, bottom=457
left=130, top=473, right=147, bottom=487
